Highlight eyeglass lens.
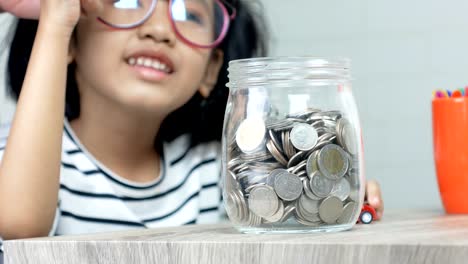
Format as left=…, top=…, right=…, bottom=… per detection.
left=98, top=0, right=227, bottom=46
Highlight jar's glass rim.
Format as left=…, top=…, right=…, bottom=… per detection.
left=229, top=56, right=350, bottom=69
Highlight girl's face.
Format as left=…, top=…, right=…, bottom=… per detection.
left=70, top=0, right=223, bottom=118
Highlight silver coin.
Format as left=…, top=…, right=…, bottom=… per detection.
left=296, top=170, right=307, bottom=177
left=310, top=137, right=333, bottom=152
left=291, top=160, right=307, bottom=175
left=287, top=109, right=319, bottom=119
left=225, top=192, right=242, bottom=224
left=346, top=170, right=360, bottom=188
left=331, top=178, right=351, bottom=201
left=264, top=200, right=285, bottom=223
left=282, top=131, right=296, bottom=159
left=290, top=123, right=318, bottom=151
left=299, top=208, right=322, bottom=223
left=248, top=185, right=279, bottom=218
left=310, top=119, right=325, bottom=128
left=249, top=173, right=270, bottom=183
left=341, top=119, right=358, bottom=155
left=303, top=178, right=322, bottom=200
left=318, top=196, right=344, bottom=224
left=230, top=163, right=247, bottom=174
left=266, top=169, right=287, bottom=187
left=268, top=118, right=295, bottom=131
left=280, top=203, right=296, bottom=222
left=227, top=189, right=249, bottom=224
left=321, top=110, right=342, bottom=120
left=317, top=144, right=349, bottom=180
left=266, top=140, right=288, bottom=166
left=227, top=170, right=238, bottom=183
left=336, top=118, right=345, bottom=147
left=228, top=157, right=243, bottom=170
left=306, top=150, right=319, bottom=177
left=288, top=151, right=305, bottom=168
left=245, top=183, right=266, bottom=193
left=273, top=172, right=303, bottom=201
left=323, top=119, right=337, bottom=129
left=318, top=133, right=336, bottom=144
left=268, top=129, right=284, bottom=153
left=306, top=115, right=324, bottom=123
left=287, top=117, right=309, bottom=124
left=247, top=210, right=263, bottom=226
left=236, top=117, right=266, bottom=153
left=240, top=150, right=272, bottom=162
left=296, top=216, right=321, bottom=226
left=298, top=194, right=320, bottom=214
left=337, top=201, right=357, bottom=224
left=295, top=200, right=321, bottom=223
left=248, top=161, right=281, bottom=172
left=309, top=171, right=334, bottom=198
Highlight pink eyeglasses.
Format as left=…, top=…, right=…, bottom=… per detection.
left=97, top=0, right=236, bottom=48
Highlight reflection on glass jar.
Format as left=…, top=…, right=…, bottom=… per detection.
left=222, top=57, right=365, bottom=233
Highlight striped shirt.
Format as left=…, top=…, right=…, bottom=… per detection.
left=0, top=121, right=223, bottom=253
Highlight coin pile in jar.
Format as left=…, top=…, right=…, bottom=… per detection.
left=225, top=108, right=361, bottom=227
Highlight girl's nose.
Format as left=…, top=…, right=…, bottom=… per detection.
left=137, top=0, right=176, bottom=46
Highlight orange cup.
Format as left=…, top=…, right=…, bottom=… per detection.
left=432, top=97, right=468, bottom=213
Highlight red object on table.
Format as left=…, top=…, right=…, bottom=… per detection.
left=358, top=203, right=377, bottom=224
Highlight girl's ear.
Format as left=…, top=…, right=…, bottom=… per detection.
left=199, top=49, right=224, bottom=98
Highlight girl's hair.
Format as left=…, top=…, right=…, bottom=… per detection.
left=7, top=0, right=268, bottom=147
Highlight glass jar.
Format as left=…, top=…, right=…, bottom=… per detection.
left=222, top=57, right=365, bottom=233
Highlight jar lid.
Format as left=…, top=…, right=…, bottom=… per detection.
left=227, top=57, right=351, bottom=89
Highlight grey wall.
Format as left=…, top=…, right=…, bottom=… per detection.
left=262, top=0, right=468, bottom=210
left=2, top=0, right=468, bottom=210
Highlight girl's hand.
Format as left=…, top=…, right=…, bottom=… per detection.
left=0, top=0, right=40, bottom=19
left=365, top=180, right=384, bottom=220
left=1, top=0, right=102, bottom=37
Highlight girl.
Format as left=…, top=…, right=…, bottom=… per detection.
left=0, top=0, right=383, bottom=244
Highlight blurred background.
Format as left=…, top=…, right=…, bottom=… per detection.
left=2, top=0, right=468, bottom=210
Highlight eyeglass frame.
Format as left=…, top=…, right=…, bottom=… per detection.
left=96, top=0, right=237, bottom=49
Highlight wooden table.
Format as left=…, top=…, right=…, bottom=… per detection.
left=4, top=210, right=468, bottom=264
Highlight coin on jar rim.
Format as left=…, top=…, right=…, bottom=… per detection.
left=235, top=117, right=266, bottom=153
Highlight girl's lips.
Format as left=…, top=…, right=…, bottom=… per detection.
left=125, top=48, right=176, bottom=82
left=128, top=64, right=170, bottom=82
left=126, top=50, right=175, bottom=73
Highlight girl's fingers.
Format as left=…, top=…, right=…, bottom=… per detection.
left=366, top=180, right=384, bottom=220
left=2, top=0, right=41, bottom=19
